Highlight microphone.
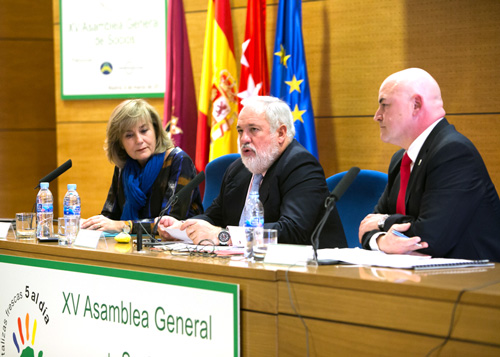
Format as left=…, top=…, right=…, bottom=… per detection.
left=310, top=167, right=360, bottom=264
left=327, top=166, right=361, bottom=203
left=151, top=171, right=205, bottom=237
left=35, top=159, right=72, bottom=189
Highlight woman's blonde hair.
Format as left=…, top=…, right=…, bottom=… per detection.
left=105, top=99, right=173, bottom=168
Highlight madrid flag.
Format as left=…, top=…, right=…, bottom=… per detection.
left=195, top=0, right=239, bottom=172
left=237, top=0, right=269, bottom=110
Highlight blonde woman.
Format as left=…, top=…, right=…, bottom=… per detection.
left=82, top=99, right=202, bottom=234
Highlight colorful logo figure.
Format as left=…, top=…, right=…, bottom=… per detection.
left=12, top=313, right=43, bottom=357
left=100, top=62, right=113, bottom=75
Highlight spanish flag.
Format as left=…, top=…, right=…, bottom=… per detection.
left=195, top=0, right=239, bottom=173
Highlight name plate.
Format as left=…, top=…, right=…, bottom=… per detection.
left=73, top=229, right=103, bottom=249
left=0, top=222, right=11, bottom=238
left=264, top=244, right=313, bottom=266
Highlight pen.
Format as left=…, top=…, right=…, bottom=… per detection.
left=392, top=230, right=409, bottom=238
left=392, top=230, right=423, bottom=248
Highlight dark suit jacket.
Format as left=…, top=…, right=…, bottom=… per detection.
left=362, top=119, right=500, bottom=261
left=196, top=139, right=347, bottom=248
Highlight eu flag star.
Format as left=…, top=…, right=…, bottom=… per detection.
left=291, top=104, right=306, bottom=123
left=285, top=75, right=303, bottom=93
left=274, top=44, right=291, bottom=68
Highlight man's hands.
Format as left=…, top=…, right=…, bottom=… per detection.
left=377, top=223, right=428, bottom=254
left=157, top=216, right=222, bottom=245
left=359, top=213, right=387, bottom=243
left=359, top=214, right=429, bottom=254
left=181, top=220, right=222, bottom=245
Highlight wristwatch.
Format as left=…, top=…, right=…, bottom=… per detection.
left=123, top=220, right=132, bottom=234
left=218, top=228, right=231, bottom=246
left=378, top=215, right=389, bottom=231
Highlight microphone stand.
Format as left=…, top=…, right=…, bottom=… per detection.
left=309, top=166, right=360, bottom=265
left=140, top=171, right=205, bottom=251
left=136, top=196, right=178, bottom=252
left=309, top=196, right=339, bottom=265
left=150, top=194, right=178, bottom=237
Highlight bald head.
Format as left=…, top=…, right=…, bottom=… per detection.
left=381, top=68, right=446, bottom=125
left=374, top=68, right=446, bottom=149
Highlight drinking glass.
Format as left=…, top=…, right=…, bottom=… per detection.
left=253, top=229, right=278, bottom=260
left=15, top=213, right=36, bottom=239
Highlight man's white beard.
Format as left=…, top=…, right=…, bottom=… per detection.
left=240, top=140, right=281, bottom=174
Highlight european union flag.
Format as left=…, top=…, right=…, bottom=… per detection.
left=271, top=0, right=318, bottom=158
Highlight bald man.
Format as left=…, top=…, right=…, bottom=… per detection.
left=359, top=68, right=500, bottom=261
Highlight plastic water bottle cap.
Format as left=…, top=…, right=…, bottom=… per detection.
left=40, top=182, right=49, bottom=189
left=67, top=184, right=77, bottom=190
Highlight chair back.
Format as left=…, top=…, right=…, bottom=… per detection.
left=202, top=153, right=240, bottom=210
left=326, top=169, right=388, bottom=248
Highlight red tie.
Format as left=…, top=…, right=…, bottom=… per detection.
left=396, top=153, right=412, bottom=214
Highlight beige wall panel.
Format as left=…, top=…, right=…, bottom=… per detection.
left=185, top=11, right=208, bottom=100
left=0, top=131, right=58, bottom=217
left=405, top=0, right=500, bottom=114
left=0, top=0, right=53, bottom=39
left=303, top=0, right=407, bottom=117
left=0, top=0, right=56, bottom=218
left=56, top=123, right=115, bottom=217
left=0, top=41, right=55, bottom=129
left=316, top=116, right=399, bottom=177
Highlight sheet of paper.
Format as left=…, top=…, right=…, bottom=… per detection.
left=73, top=229, right=103, bottom=249
left=227, top=226, right=246, bottom=247
left=163, top=227, right=193, bottom=244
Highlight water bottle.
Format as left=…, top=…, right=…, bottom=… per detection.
left=242, top=191, right=264, bottom=258
left=36, top=182, right=54, bottom=239
left=63, top=183, right=81, bottom=244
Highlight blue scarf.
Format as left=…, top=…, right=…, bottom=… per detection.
left=121, top=152, right=165, bottom=220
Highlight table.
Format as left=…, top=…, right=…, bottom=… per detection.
left=1, top=235, right=499, bottom=356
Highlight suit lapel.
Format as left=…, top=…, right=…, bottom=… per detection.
left=406, top=119, right=450, bottom=201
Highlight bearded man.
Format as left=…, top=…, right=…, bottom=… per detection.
left=157, top=96, right=346, bottom=248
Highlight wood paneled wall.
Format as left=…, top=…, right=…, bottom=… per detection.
left=50, top=0, right=500, bottom=218
left=0, top=0, right=57, bottom=217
